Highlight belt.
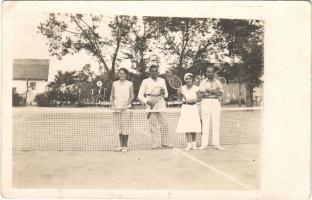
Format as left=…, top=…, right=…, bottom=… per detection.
left=182, top=102, right=197, bottom=105
left=145, top=94, right=161, bottom=97
left=201, top=95, right=220, bottom=99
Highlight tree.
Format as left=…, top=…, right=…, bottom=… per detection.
left=38, top=13, right=137, bottom=80
left=217, top=19, right=264, bottom=106
left=76, top=64, right=94, bottom=83
left=45, top=70, right=79, bottom=105
left=144, top=17, right=227, bottom=79
left=48, top=70, right=77, bottom=89
left=122, top=17, right=161, bottom=95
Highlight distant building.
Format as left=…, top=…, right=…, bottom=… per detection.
left=223, top=80, right=247, bottom=104
left=253, top=83, right=264, bottom=106
left=13, top=59, right=49, bottom=105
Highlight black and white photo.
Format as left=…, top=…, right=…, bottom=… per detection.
left=2, top=1, right=310, bottom=199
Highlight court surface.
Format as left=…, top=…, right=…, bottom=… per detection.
left=13, top=144, right=260, bottom=190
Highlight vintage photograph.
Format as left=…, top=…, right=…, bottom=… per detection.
left=3, top=1, right=311, bottom=199
left=10, top=11, right=264, bottom=191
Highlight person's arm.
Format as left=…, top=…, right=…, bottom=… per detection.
left=162, top=79, right=168, bottom=99
left=196, top=87, right=202, bottom=102
left=110, top=83, right=116, bottom=108
left=177, top=87, right=184, bottom=101
left=199, top=81, right=205, bottom=92
left=211, top=80, right=224, bottom=96
left=123, top=83, right=135, bottom=108
left=217, top=80, right=224, bottom=94
left=199, top=81, right=206, bottom=98
left=138, top=80, right=147, bottom=104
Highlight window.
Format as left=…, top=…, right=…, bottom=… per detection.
left=29, top=82, right=36, bottom=90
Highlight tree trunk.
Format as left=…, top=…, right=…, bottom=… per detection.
left=111, top=38, right=121, bottom=79
left=177, top=21, right=189, bottom=75
left=139, top=50, right=144, bottom=73
left=238, top=82, right=241, bottom=107
left=25, top=78, right=29, bottom=105
left=178, top=41, right=187, bottom=73
left=245, top=81, right=254, bottom=107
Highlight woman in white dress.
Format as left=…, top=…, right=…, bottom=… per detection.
left=110, top=68, right=135, bottom=152
left=176, top=73, right=202, bottom=151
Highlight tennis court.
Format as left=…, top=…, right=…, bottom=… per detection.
left=13, top=107, right=262, bottom=190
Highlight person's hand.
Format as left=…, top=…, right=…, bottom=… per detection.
left=160, top=88, right=165, bottom=96
left=208, top=89, right=220, bottom=94
left=186, top=99, right=197, bottom=104
left=209, top=89, right=217, bottom=94
left=147, top=100, right=154, bottom=107
left=211, top=89, right=222, bottom=96
left=121, top=105, right=128, bottom=111
left=206, top=88, right=213, bottom=93
left=111, top=104, right=116, bottom=109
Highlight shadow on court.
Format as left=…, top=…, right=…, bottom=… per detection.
left=13, top=144, right=260, bottom=190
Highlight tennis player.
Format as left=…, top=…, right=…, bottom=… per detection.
left=199, top=64, right=224, bottom=150
left=138, top=65, right=172, bottom=149
left=176, top=73, right=201, bottom=151
left=110, top=68, right=135, bottom=152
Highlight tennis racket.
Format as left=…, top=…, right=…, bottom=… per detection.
left=169, top=76, right=182, bottom=90
left=146, top=86, right=164, bottom=119
left=169, top=75, right=187, bottom=104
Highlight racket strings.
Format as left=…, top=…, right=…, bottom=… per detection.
left=169, top=76, right=182, bottom=89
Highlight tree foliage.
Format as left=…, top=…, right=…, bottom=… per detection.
left=216, top=19, right=264, bottom=106
left=38, top=13, right=137, bottom=79
left=38, top=14, right=264, bottom=105
left=144, top=17, right=227, bottom=79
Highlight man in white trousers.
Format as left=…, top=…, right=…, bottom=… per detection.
left=138, top=65, right=172, bottom=149
left=199, top=64, right=224, bottom=150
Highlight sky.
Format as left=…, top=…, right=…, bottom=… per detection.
left=12, top=12, right=107, bottom=82
left=11, top=9, right=242, bottom=84
left=11, top=12, right=173, bottom=82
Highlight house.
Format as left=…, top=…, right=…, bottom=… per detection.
left=253, top=82, right=264, bottom=106
left=13, top=59, right=49, bottom=105
left=223, top=80, right=247, bottom=104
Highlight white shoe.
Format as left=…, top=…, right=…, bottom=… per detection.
left=185, top=143, right=192, bottom=151
left=115, top=147, right=123, bottom=152
left=192, top=142, right=197, bottom=150
left=122, top=147, right=128, bottom=152
left=213, top=145, right=224, bottom=150
left=198, top=146, right=207, bottom=150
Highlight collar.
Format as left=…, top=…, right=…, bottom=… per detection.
left=185, top=84, right=194, bottom=89
left=149, top=77, right=159, bottom=82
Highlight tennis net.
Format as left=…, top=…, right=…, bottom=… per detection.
left=13, top=107, right=263, bottom=151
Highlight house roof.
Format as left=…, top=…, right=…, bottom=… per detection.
left=13, top=59, right=49, bottom=81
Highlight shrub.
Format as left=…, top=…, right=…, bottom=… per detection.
left=44, top=86, right=79, bottom=107
left=12, top=91, right=25, bottom=106
left=34, top=93, right=50, bottom=107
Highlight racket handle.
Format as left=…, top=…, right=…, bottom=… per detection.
left=147, top=112, right=151, bottom=119
left=147, top=105, right=153, bottom=119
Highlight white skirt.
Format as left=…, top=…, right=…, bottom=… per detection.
left=176, top=104, right=202, bottom=133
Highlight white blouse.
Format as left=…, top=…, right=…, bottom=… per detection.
left=181, top=85, right=200, bottom=101
left=112, top=80, right=133, bottom=108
